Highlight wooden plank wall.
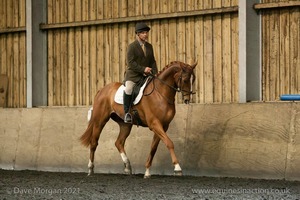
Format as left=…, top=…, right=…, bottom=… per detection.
left=261, top=0, right=300, bottom=101
left=46, top=0, right=239, bottom=106
left=0, top=0, right=298, bottom=107
left=0, top=0, right=26, bottom=108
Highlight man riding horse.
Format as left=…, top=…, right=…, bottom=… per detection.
left=123, top=23, right=158, bottom=123
left=80, top=22, right=197, bottom=178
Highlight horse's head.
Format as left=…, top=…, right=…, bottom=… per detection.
left=175, top=62, right=197, bottom=104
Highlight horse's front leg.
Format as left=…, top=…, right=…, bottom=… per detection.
left=165, top=140, right=183, bottom=176
left=144, top=134, right=160, bottom=178
left=149, top=122, right=183, bottom=177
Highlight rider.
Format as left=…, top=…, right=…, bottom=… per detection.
left=123, top=22, right=158, bottom=123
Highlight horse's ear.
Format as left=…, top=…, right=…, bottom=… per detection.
left=191, top=61, right=197, bottom=69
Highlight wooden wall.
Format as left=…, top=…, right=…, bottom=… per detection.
left=0, top=0, right=299, bottom=107
left=0, top=0, right=26, bottom=108
left=46, top=0, right=239, bottom=106
left=261, top=0, right=300, bottom=101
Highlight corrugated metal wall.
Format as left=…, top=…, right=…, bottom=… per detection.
left=0, top=0, right=299, bottom=107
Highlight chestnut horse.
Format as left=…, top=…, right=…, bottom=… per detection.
left=80, top=61, right=197, bottom=178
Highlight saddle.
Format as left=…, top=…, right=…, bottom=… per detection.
left=114, top=76, right=151, bottom=105
left=114, top=76, right=152, bottom=126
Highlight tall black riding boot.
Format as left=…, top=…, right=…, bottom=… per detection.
left=123, top=93, right=132, bottom=123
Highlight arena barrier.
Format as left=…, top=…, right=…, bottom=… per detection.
left=0, top=103, right=299, bottom=181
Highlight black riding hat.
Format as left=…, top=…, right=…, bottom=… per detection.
left=135, top=23, right=150, bottom=34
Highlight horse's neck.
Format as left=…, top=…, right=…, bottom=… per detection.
left=158, top=65, right=179, bottom=85
left=155, top=65, right=180, bottom=95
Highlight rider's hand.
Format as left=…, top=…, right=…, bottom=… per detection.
left=144, top=67, right=152, bottom=75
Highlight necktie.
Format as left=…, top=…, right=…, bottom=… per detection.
left=142, top=44, right=146, bottom=56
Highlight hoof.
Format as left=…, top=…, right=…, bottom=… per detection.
left=124, top=163, right=132, bottom=175
left=124, top=168, right=132, bottom=175
left=87, top=169, right=94, bottom=176
left=144, top=174, right=151, bottom=179
left=174, top=170, right=183, bottom=176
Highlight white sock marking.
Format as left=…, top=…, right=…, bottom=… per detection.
left=174, top=163, right=182, bottom=171
left=120, top=152, right=129, bottom=163
left=88, top=159, right=93, bottom=168
left=145, top=168, right=151, bottom=177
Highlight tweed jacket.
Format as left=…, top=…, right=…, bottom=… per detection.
left=124, top=40, right=158, bottom=83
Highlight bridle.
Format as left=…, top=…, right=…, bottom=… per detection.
left=144, top=69, right=196, bottom=104
left=175, top=72, right=196, bottom=96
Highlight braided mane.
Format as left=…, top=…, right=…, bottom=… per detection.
left=157, top=61, right=186, bottom=76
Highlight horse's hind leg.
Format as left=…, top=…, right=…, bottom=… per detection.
left=88, top=121, right=108, bottom=176
left=115, top=122, right=133, bottom=174
left=144, top=134, right=160, bottom=178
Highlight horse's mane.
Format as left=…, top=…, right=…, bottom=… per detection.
left=156, top=61, right=196, bottom=84
left=157, top=61, right=187, bottom=76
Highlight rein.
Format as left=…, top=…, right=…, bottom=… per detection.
left=150, top=73, right=195, bottom=95
left=153, top=74, right=180, bottom=92
left=144, top=71, right=196, bottom=104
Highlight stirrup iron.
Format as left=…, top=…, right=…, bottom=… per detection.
left=124, top=113, right=132, bottom=123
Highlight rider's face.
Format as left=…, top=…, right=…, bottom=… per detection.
left=137, top=31, right=148, bottom=42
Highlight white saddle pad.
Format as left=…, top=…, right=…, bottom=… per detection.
left=114, top=78, right=149, bottom=105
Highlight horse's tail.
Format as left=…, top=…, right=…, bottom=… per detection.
left=80, top=107, right=94, bottom=147
left=80, top=121, right=93, bottom=147
left=79, top=89, right=104, bottom=147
